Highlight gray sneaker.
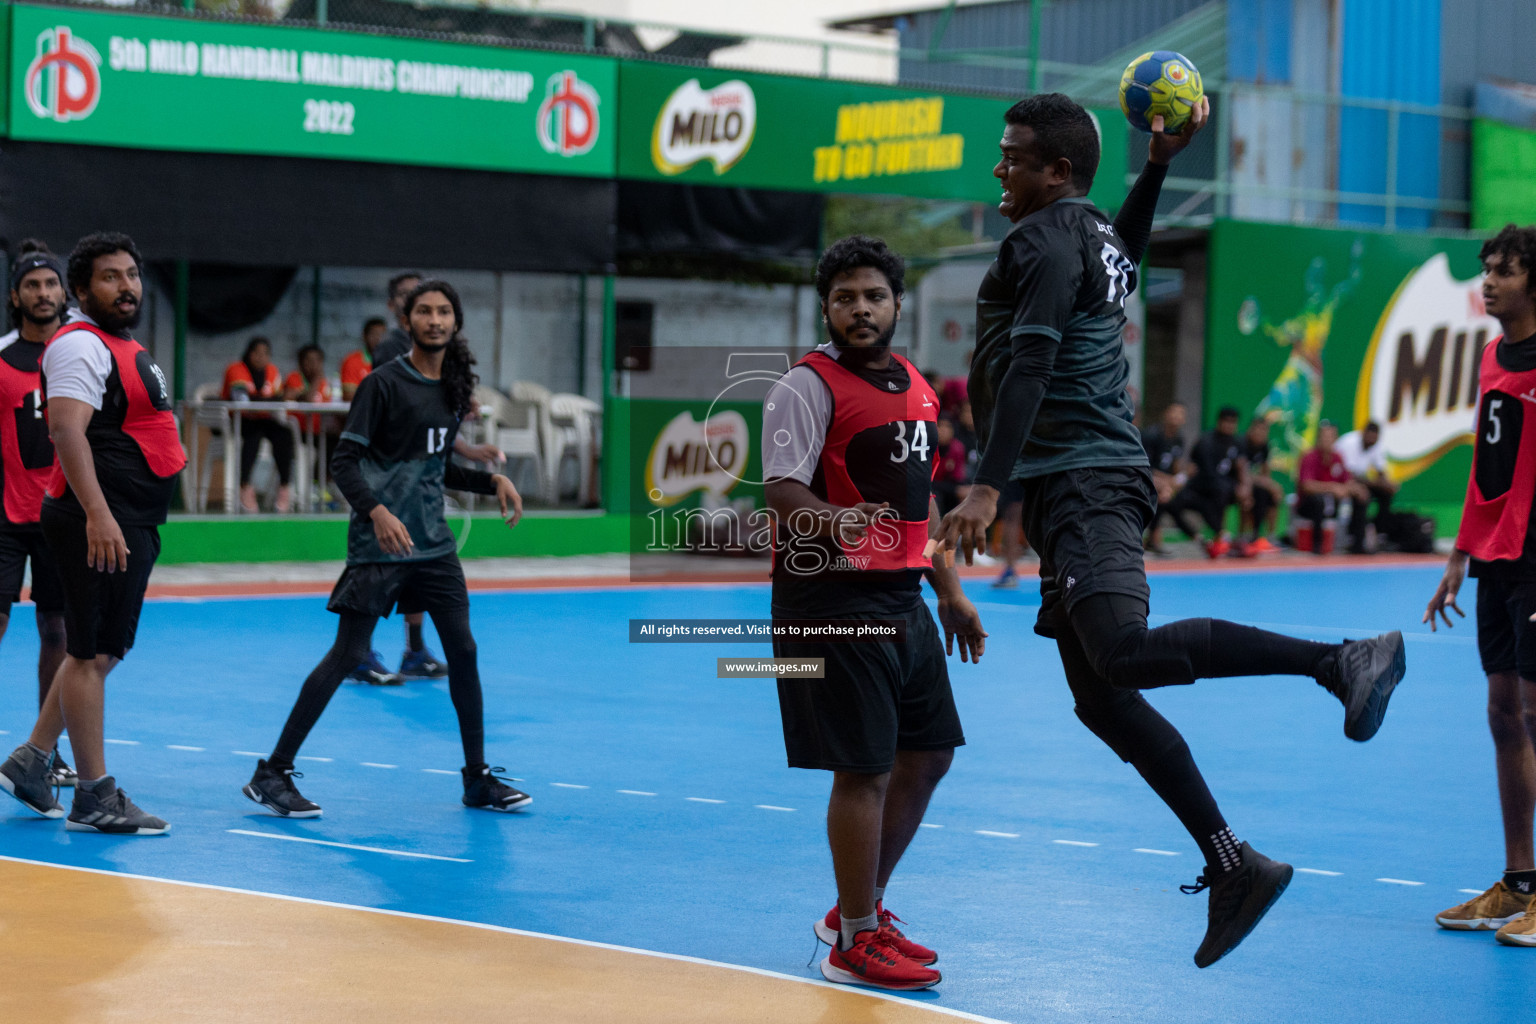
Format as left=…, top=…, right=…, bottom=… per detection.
left=0, top=744, right=64, bottom=818
left=48, top=752, right=78, bottom=788
left=66, top=778, right=169, bottom=835
left=1316, top=631, right=1406, bottom=742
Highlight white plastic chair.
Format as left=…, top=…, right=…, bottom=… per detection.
left=549, top=393, right=602, bottom=505
left=475, top=386, right=546, bottom=502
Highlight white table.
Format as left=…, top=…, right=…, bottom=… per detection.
left=181, top=399, right=351, bottom=514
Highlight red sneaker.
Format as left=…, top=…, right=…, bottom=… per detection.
left=821, top=929, right=942, bottom=990
left=814, top=902, right=937, bottom=965
left=1247, top=536, right=1276, bottom=555
left=1205, top=538, right=1231, bottom=559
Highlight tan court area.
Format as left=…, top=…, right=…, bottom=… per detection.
left=0, top=859, right=972, bottom=1024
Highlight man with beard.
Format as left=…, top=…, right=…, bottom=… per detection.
left=762, top=235, right=986, bottom=990
left=0, top=242, right=72, bottom=785
left=934, top=94, right=1406, bottom=967
left=0, top=232, right=185, bottom=834
left=356, top=271, right=503, bottom=684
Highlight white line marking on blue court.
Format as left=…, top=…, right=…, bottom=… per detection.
left=167, top=745, right=204, bottom=752
left=920, top=823, right=943, bottom=829
left=619, top=790, right=657, bottom=796
left=232, top=751, right=266, bottom=757
left=105, top=739, right=139, bottom=745
left=298, top=756, right=333, bottom=763
left=1299, top=868, right=1343, bottom=876
left=1134, top=848, right=1180, bottom=856
left=1459, top=888, right=1485, bottom=895
left=421, top=769, right=457, bottom=775
left=686, top=797, right=724, bottom=803
left=360, top=763, right=397, bottom=769
left=976, top=830, right=1019, bottom=838
left=1053, top=839, right=1099, bottom=847
left=756, top=805, right=796, bottom=812
left=227, top=829, right=472, bottom=863
left=1377, top=878, right=1424, bottom=886
left=550, top=782, right=588, bottom=789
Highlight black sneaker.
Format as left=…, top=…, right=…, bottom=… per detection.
left=48, top=751, right=78, bottom=788
left=1316, top=631, right=1406, bottom=742
left=66, top=778, right=168, bottom=835
left=1182, top=842, right=1293, bottom=968
left=462, top=765, right=532, bottom=812
left=399, top=647, right=449, bottom=679
left=242, top=759, right=322, bottom=817
left=0, top=743, right=63, bottom=818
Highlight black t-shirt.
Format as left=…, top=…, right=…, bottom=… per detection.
left=970, top=197, right=1147, bottom=480
left=1187, top=430, right=1243, bottom=497
left=372, top=327, right=412, bottom=369
left=331, top=358, right=495, bottom=565
left=1242, top=437, right=1270, bottom=471
left=1141, top=424, right=1186, bottom=474
left=1470, top=332, right=1536, bottom=580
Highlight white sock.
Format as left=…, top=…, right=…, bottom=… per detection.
left=840, top=911, right=879, bottom=950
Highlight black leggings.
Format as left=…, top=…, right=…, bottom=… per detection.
left=239, top=416, right=295, bottom=486
left=270, top=607, right=485, bottom=769
left=1057, top=592, right=1336, bottom=867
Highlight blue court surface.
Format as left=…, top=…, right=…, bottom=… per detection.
left=1, top=564, right=1532, bottom=1023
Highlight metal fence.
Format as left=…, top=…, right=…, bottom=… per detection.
left=25, top=0, right=1482, bottom=234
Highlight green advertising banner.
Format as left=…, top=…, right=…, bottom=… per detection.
left=8, top=3, right=614, bottom=175
left=1472, top=117, right=1536, bottom=231
left=1205, top=219, right=1491, bottom=520
left=617, top=61, right=1128, bottom=209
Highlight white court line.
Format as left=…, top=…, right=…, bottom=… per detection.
left=920, top=823, right=943, bottom=829
left=228, top=829, right=472, bottom=863
left=686, top=797, right=724, bottom=804
left=1298, top=868, right=1343, bottom=876
left=1459, top=888, right=1485, bottom=895
left=756, top=805, right=795, bottom=812
left=1053, top=839, right=1099, bottom=847
left=0, top=729, right=8, bottom=734
left=360, top=763, right=397, bottom=769
left=104, top=739, right=139, bottom=746
left=976, top=830, right=1019, bottom=838
left=1134, top=848, right=1180, bottom=856
left=0, top=854, right=1011, bottom=1024
left=1377, top=878, right=1424, bottom=886
left=167, top=745, right=205, bottom=752
left=421, top=769, right=457, bottom=775
left=232, top=751, right=266, bottom=757
left=618, top=790, right=657, bottom=797
left=550, top=783, right=589, bottom=789
left=298, top=756, right=333, bottom=763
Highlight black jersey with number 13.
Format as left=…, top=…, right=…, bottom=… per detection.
left=970, top=196, right=1147, bottom=480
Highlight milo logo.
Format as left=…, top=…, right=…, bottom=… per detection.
left=651, top=79, right=756, bottom=176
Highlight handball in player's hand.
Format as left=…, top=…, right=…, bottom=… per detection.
left=1120, top=51, right=1204, bottom=135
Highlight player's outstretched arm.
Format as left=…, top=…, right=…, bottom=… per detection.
left=1424, top=548, right=1468, bottom=631
left=1148, top=96, right=1209, bottom=166
left=925, top=501, right=987, bottom=663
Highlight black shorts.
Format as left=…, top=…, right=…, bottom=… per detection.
left=0, top=527, right=65, bottom=615
left=1020, top=466, right=1154, bottom=639
left=1475, top=574, right=1536, bottom=679
left=40, top=507, right=160, bottom=661
left=327, top=555, right=470, bottom=619
left=772, top=597, right=965, bottom=774
left=1000, top=477, right=1028, bottom=507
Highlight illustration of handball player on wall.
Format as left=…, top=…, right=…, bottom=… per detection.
left=1242, top=239, right=1363, bottom=477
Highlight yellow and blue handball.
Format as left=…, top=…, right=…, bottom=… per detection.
left=1119, top=51, right=1203, bottom=134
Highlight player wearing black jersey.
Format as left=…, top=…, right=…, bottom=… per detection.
left=934, top=94, right=1407, bottom=968
left=243, top=279, right=530, bottom=817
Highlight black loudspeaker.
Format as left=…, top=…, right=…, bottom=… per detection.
left=616, top=300, right=654, bottom=372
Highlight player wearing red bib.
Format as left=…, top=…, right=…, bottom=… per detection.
left=0, top=243, right=71, bottom=785
left=1425, top=225, right=1536, bottom=946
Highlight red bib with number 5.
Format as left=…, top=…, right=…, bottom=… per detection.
left=1456, top=337, right=1536, bottom=562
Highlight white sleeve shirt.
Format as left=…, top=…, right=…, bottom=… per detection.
left=760, top=343, right=840, bottom=486
left=1335, top=430, right=1387, bottom=477
left=41, top=328, right=113, bottom=410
